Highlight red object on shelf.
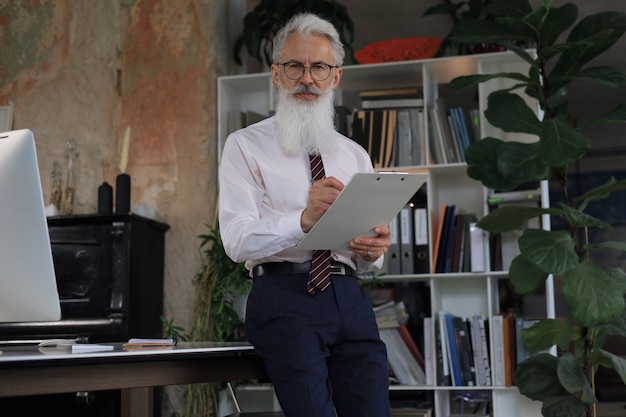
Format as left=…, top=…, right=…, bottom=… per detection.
left=354, top=37, right=443, bottom=64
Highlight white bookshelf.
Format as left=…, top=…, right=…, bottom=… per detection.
left=217, top=50, right=554, bottom=417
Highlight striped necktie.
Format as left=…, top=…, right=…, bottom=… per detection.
left=307, top=153, right=332, bottom=295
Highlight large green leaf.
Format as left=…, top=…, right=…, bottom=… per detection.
left=586, top=241, right=626, bottom=254
left=449, top=72, right=530, bottom=93
left=516, top=353, right=567, bottom=400
left=598, top=305, right=626, bottom=337
left=537, top=3, right=578, bottom=51
left=551, top=12, right=626, bottom=79
left=496, top=141, right=550, bottom=181
left=485, top=92, right=542, bottom=135
left=509, top=254, right=549, bottom=294
left=522, top=318, right=562, bottom=351
left=575, top=176, right=626, bottom=204
left=559, top=203, right=612, bottom=229
left=553, top=66, right=626, bottom=87
left=601, top=349, right=626, bottom=385
left=466, top=138, right=521, bottom=190
left=557, top=353, right=597, bottom=403
left=538, top=117, right=590, bottom=166
left=581, top=103, right=626, bottom=129
left=563, top=261, right=625, bottom=327
left=519, top=229, right=578, bottom=274
left=541, top=395, right=586, bottom=417
left=477, top=205, right=553, bottom=233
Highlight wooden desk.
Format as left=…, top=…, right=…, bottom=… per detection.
left=0, top=342, right=264, bottom=416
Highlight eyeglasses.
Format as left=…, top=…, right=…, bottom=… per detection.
left=277, top=62, right=339, bottom=81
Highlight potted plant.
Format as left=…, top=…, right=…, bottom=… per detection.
left=162, top=222, right=250, bottom=417
left=447, top=1, right=626, bottom=416
left=233, top=0, right=356, bottom=68
left=423, top=0, right=532, bottom=55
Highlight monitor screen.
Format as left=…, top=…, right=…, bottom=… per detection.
left=0, top=129, right=61, bottom=322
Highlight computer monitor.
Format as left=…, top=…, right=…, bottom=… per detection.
left=0, top=129, right=61, bottom=322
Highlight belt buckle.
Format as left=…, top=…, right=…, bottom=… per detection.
left=330, top=264, right=346, bottom=275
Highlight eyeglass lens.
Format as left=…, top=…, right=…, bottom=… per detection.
left=282, top=63, right=333, bottom=81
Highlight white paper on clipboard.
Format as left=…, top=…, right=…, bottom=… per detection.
left=297, top=172, right=428, bottom=250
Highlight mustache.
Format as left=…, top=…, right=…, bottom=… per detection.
left=287, top=84, right=323, bottom=95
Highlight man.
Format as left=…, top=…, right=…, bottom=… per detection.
left=219, top=13, right=392, bottom=417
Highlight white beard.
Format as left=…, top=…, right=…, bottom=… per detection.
left=275, top=83, right=338, bottom=156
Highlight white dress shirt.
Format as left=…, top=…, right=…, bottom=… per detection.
left=219, top=116, right=384, bottom=275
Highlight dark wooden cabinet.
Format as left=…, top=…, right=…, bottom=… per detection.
left=0, top=213, right=169, bottom=416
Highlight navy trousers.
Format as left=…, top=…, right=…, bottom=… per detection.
left=244, top=272, right=391, bottom=417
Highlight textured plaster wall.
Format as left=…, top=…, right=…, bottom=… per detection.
left=0, top=0, right=232, bottom=340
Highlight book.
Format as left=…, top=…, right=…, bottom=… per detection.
left=470, top=221, right=486, bottom=272
left=412, top=193, right=430, bottom=274
left=398, top=323, right=426, bottom=370
left=427, top=107, right=447, bottom=164
left=387, top=213, right=402, bottom=275
left=450, top=212, right=466, bottom=273
left=436, top=204, right=456, bottom=273
left=362, top=97, right=424, bottom=109
left=423, top=317, right=436, bottom=385
left=505, top=310, right=517, bottom=385
left=453, top=316, right=476, bottom=386
left=360, top=87, right=422, bottom=99
left=502, top=312, right=513, bottom=386
left=444, top=313, right=463, bottom=386
left=350, top=109, right=398, bottom=168
left=379, top=327, right=426, bottom=385
left=396, top=109, right=414, bottom=167
left=491, top=314, right=506, bottom=386
left=454, top=107, right=473, bottom=153
left=461, top=214, right=476, bottom=272
left=399, top=205, right=415, bottom=274
left=409, top=108, right=426, bottom=165
left=437, top=311, right=452, bottom=386
left=374, top=300, right=409, bottom=329
left=469, top=315, right=492, bottom=386
left=447, top=114, right=463, bottom=163
left=434, top=97, right=459, bottom=163
left=431, top=205, right=447, bottom=274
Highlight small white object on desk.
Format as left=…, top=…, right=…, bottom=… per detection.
left=123, top=338, right=176, bottom=349
left=58, top=343, right=114, bottom=353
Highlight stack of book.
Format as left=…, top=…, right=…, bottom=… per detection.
left=428, top=310, right=539, bottom=388
left=428, top=97, right=478, bottom=165
left=350, top=87, right=426, bottom=168
left=374, top=300, right=427, bottom=386
left=432, top=205, right=482, bottom=274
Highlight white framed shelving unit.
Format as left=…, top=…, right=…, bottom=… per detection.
left=217, top=50, right=555, bottom=417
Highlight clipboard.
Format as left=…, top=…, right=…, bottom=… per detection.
left=297, top=172, right=428, bottom=250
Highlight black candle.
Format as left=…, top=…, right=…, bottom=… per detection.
left=97, top=181, right=113, bottom=214
left=115, top=173, right=131, bottom=213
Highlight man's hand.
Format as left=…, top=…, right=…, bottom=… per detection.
left=349, top=225, right=391, bottom=261
left=301, top=177, right=344, bottom=233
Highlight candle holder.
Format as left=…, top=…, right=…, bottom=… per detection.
left=49, top=161, right=63, bottom=212
left=63, top=138, right=79, bottom=215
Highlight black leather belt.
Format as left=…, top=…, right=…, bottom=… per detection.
left=252, top=261, right=355, bottom=279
